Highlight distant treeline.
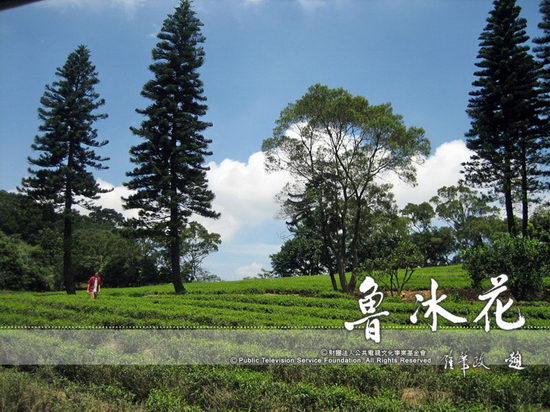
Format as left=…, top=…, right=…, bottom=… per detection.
left=0, top=190, right=221, bottom=291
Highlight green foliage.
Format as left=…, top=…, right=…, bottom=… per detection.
left=1, top=265, right=547, bottom=328
left=145, top=389, right=194, bottom=412
left=375, top=240, right=424, bottom=296
left=263, top=83, right=430, bottom=292
left=1, top=364, right=548, bottom=412
left=195, top=271, right=222, bottom=282
left=529, top=205, right=550, bottom=242
left=464, top=0, right=543, bottom=236
left=124, top=1, right=219, bottom=294
left=0, top=266, right=549, bottom=410
left=19, top=44, right=109, bottom=294
left=179, top=221, right=221, bottom=282
left=0, top=190, right=167, bottom=290
left=402, top=202, right=435, bottom=233
left=72, top=226, right=162, bottom=287
left=19, top=44, right=109, bottom=207
left=271, top=234, right=324, bottom=277
left=0, top=231, right=56, bottom=291
left=0, top=190, right=59, bottom=245
left=463, top=235, right=549, bottom=299
left=407, top=227, right=456, bottom=267
left=400, top=201, right=456, bottom=266
left=534, top=0, right=550, bottom=125
left=430, top=185, right=504, bottom=249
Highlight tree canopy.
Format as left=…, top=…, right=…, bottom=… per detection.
left=124, top=1, right=219, bottom=294
left=19, top=45, right=109, bottom=294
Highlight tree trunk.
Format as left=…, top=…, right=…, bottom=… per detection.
left=326, top=260, right=337, bottom=291
left=520, top=148, right=529, bottom=237
left=170, top=169, right=185, bottom=294
left=63, top=137, right=75, bottom=295
left=169, top=121, right=185, bottom=294
left=169, top=207, right=185, bottom=294
left=503, top=162, right=517, bottom=237
left=347, top=202, right=363, bottom=293
left=337, top=256, right=348, bottom=292
left=329, top=273, right=338, bottom=291
left=348, top=256, right=358, bottom=293
left=62, top=204, right=75, bottom=295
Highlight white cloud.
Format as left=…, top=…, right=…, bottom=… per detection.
left=83, top=141, right=470, bottom=236
left=382, top=139, right=474, bottom=209
left=85, top=178, right=138, bottom=218
left=195, top=151, right=291, bottom=241
left=70, top=152, right=289, bottom=240
left=225, top=243, right=281, bottom=257
left=235, top=262, right=264, bottom=277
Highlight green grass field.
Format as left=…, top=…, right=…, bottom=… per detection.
left=1, top=265, right=549, bottom=411
left=0, top=265, right=548, bottom=329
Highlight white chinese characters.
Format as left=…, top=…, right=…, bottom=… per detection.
left=344, top=277, right=389, bottom=343
left=409, top=279, right=467, bottom=331
left=345, top=274, right=526, bottom=344
left=474, top=274, right=525, bottom=332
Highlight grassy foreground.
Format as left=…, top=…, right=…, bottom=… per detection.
left=0, top=265, right=549, bottom=411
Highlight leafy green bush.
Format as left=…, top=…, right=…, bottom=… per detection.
left=145, top=388, right=198, bottom=412
left=0, top=231, right=56, bottom=291
left=463, top=235, right=549, bottom=300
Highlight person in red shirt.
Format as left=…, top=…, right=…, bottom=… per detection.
left=87, top=271, right=102, bottom=299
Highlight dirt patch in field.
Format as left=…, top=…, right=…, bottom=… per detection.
left=386, top=288, right=485, bottom=302
left=395, top=290, right=431, bottom=302
left=401, top=388, right=428, bottom=405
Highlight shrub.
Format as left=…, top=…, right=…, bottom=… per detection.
left=462, top=235, right=549, bottom=300
left=145, top=388, right=198, bottom=412
left=0, top=231, right=56, bottom=291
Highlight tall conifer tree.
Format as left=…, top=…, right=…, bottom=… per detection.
left=534, top=0, right=550, bottom=195
left=20, top=45, right=109, bottom=294
left=464, top=0, right=540, bottom=236
left=535, top=0, right=550, bottom=113
left=124, top=0, right=218, bottom=294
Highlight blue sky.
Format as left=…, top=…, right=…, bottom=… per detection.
left=0, top=0, right=545, bottom=279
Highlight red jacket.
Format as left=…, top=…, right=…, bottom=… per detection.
left=87, top=276, right=102, bottom=293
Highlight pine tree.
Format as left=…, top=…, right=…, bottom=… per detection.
left=533, top=0, right=550, bottom=195
left=535, top=0, right=550, bottom=112
left=20, top=45, right=109, bottom=294
left=464, top=0, right=540, bottom=236
left=124, top=0, right=219, bottom=294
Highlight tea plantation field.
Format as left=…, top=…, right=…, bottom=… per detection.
left=0, top=265, right=549, bottom=411
left=0, top=265, right=548, bottom=328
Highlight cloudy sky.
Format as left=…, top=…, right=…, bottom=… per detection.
left=0, top=0, right=544, bottom=279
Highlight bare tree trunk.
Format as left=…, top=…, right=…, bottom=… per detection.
left=63, top=203, right=75, bottom=295
left=503, top=161, right=517, bottom=237
left=63, top=140, right=75, bottom=295
left=337, top=255, right=348, bottom=292
left=347, top=202, right=363, bottom=293
left=170, top=168, right=185, bottom=294
left=169, top=205, right=185, bottom=294
left=326, top=258, right=337, bottom=291
left=520, top=147, right=529, bottom=237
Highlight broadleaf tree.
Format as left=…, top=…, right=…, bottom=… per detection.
left=263, top=84, right=430, bottom=293
left=430, top=185, right=503, bottom=249
left=19, top=45, right=109, bottom=294
left=124, top=0, right=219, bottom=294
left=179, top=222, right=221, bottom=283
